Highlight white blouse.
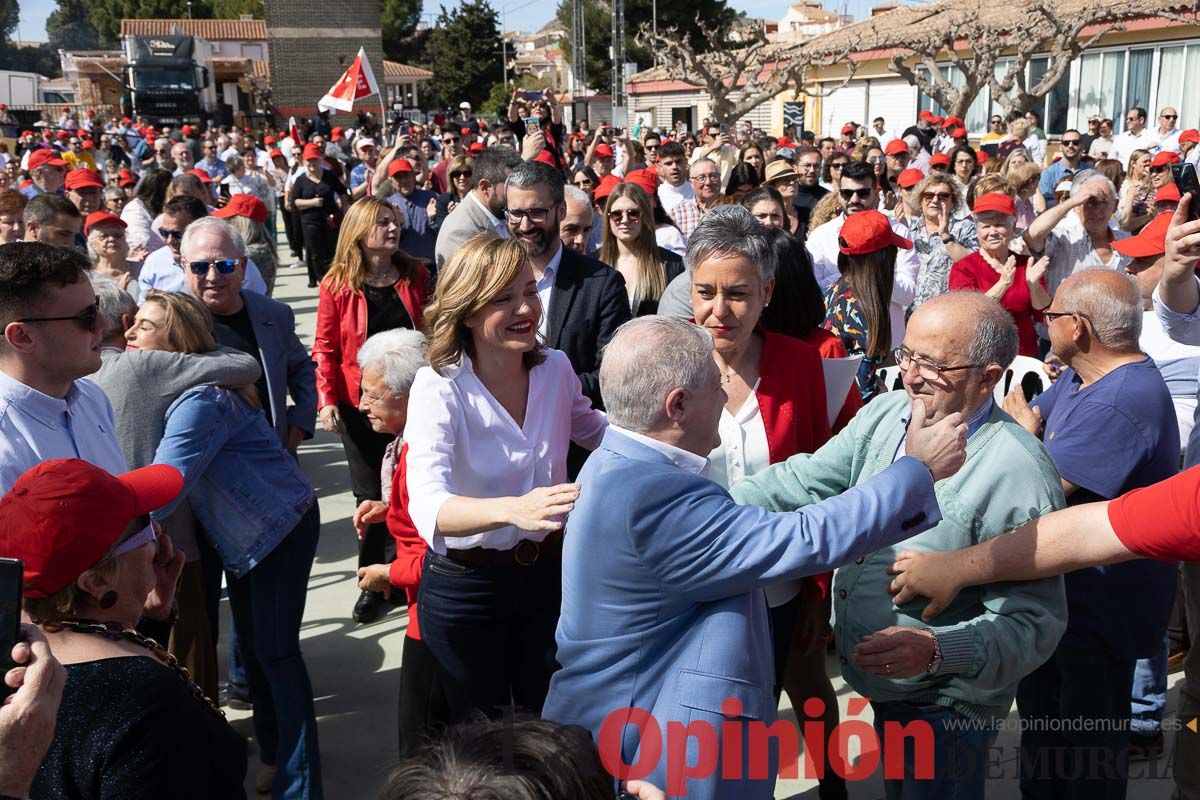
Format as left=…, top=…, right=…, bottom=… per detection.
left=405, top=348, right=607, bottom=553
left=706, top=380, right=770, bottom=490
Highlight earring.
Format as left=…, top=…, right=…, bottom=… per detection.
left=98, top=590, right=118, bottom=609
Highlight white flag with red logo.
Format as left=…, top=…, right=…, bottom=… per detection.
left=288, top=116, right=300, bottom=146
left=317, top=47, right=381, bottom=113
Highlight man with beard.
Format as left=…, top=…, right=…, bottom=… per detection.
left=434, top=147, right=522, bottom=269
left=792, top=145, right=828, bottom=241
left=504, top=161, right=630, bottom=438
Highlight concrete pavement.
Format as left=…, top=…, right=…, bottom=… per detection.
left=226, top=257, right=1186, bottom=799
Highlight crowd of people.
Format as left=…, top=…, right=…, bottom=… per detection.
left=1, top=93, right=1200, bottom=800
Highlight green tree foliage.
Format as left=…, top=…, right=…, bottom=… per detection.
left=381, top=0, right=422, bottom=62
left=211, top=0, right=262, bottom=17
left=46, top=0, right=100, bottom=52
left=87, top=1, right=216, bottom=49
left=556, top=0, right=738, bottom=93
left=426, top=0, right=502, bottom=111
left=482, top=74, right=554, bottom=117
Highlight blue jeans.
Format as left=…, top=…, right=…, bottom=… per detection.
left=228, top=621, right=249, bottom=687
left=228, top=503, right=323, bottom=800
left=1016, top=644, right=1135, bottom=800
left=1131, top=635, right=1168, bottom=737
left=871, top=701, right=995, bottom=800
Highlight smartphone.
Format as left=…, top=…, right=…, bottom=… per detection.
left=0, top=558, right=21, bottom=700
left=1172, top=162, right=1200, bottom=221
left=525, top=116, right=540, bottom=136
left=522, top=90, right=543, bottom=102
left=719, top=122, right=729, bottom=135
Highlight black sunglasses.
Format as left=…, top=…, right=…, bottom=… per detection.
left=839, top=187, right=873, bottom=200
left=18, top=298, right=100, bottom=331
left=160, top=227, right=186, bottom=240
left=186, top=258, right=239, bottom=275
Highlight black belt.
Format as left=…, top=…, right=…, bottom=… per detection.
left=444, top=530, right=563, bottom=567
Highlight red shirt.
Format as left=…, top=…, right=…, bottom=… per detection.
left=949, top=251, right=1045, bottom=357
left=386, top=444, right=427, bottom=640
left=1108, top=465, right=1200, bottom=562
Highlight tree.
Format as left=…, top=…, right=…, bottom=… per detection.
left=382, top=0, right=422, bottom=62
left=637, top=21, right=864, bottom=125
left=0, top=0, right=16, bottom=43
left=483, top=74, right=554, bottom=117
left=211, top=0, right=262, bottom=16
left=884, top=0, right=1200, bottom=118
left=47, top=0, right=100, bottom=52
left=556, top=0, right=738, bottom=94
left=87, top=1, right=216, bottom=49
left=426, top=0, right=503, bottom=110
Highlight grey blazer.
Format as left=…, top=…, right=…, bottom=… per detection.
left=433, top=192, right=504, bottom=268
left=237, top=290, right=318, bottom=445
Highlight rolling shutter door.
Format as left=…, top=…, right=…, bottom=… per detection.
left=866, top=77, right=917, bottom=134
left=820, top=83, right=867, bottom=138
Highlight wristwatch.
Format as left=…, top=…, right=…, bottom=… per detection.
left=941, top=231, right=956, bottom=245
left=927, top=633, right=944, bottom=675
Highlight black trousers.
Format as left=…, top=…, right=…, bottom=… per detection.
left=398, top=635, right=449, bottom=758
left=337, top=402, right=393, bottom=568
left=301, top=221, right=335, bottom=285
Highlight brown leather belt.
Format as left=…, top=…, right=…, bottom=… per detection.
left=443, top=530, right=563, bottom=567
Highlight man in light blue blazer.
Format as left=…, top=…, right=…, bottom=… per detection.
left=543, top=316, right=970, bottom=800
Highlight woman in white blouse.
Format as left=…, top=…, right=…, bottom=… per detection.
left=405, top=233, right=607, bottom=722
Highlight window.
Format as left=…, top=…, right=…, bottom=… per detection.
left=1028, top=57, right=1070, bottom=135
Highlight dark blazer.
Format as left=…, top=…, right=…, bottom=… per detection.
left=233, top=290, right=318, bottom=446
left=547, top=246, right=632, bottom=408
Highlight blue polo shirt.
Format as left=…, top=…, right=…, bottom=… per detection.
left=1031, top=357, right=1179, bottom=661
left=386, top=188, right=439, bottom=263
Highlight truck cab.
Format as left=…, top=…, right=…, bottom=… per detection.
left=123, top=35, right=214, bottom=128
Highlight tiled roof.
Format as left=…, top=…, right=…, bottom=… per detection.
left=119, top=18, right=267, bottom=41
left=383, top=61, right=432, bottom=79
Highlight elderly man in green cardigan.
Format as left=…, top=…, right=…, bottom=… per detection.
left=732, top=291, right=1067, bottom=800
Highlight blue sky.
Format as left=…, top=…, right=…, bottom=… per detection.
left=18, top=0, right=890, bottom=42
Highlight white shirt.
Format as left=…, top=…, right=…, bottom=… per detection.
left=656, top=225, right=687, bottom=258
left=1110, top=128, right=1161, bottom=167
left=706, top=379, right=769, bottom=489
left=873, top=126, right=897, bottom=149
left=535, top=244, right=563, bottom=339
left=137, top=246, right=269, bottom=297
left=657, top=180, right=695, bottom=214
left=468, top=190, right=509, bottom=238
left=613, top=424, right=708, bottom=475
left=405, top=349, right=607, bottom=553
left=1157, top=127, right=1182, bottom=154
left=806, top=213, right=921, bottom=348
left=1141, top=309, right=1200, bottom=444
left=0, top=371, right=127, bottom=493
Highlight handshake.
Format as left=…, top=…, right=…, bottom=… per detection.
left=903, top=398, right=968, bottom=482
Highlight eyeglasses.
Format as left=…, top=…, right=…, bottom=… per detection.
left=443, top=137, right=460, bottom=145
left=1150, top=165, right=1170, bottom=174
left=18, top=298, right=100, bottom=331
left=990, top=119, right=1003, bottom=125
left=922, top=191, right=953, bottom=201
left=1043, top=310, right=1094, bottom=324
left=505, top=207, right=554, bottom=223
left=1061, top=139, right=1082, bottom=146
left=573, top=180, right=593, bottom=188
left=839, top=187, right=873, bottom=200
left=1126, top=116, right=1142, bottom=122
left=893, top=347, right=983, bottom=381
left=111, top=522, right=159, bottom=558
left=450, top=171, right=473, bottom=179
left=608, top=209, right=641, bottom=222
left=830, top=162, right=846, bottom=171
left=185, top=258, right=239, bottom=275
left=645, top=144, right=659, bottom=151
left=866, top=156, right=885, bottom=163
left=160, top=227, right=185, bottom=240
left=1163, top=114, right=1179, bottom=120
left=692, top=174, right=721, bottom=183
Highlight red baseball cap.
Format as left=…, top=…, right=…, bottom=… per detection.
left=387, top=157, right=414, bottom=176
left=82, top=140, right=94, bottom=151
left=118, top=168, right=137, bottom=187
left=884, top=139, right=909, bottom=156
left=0, top=459, right=183, bottom=599
left=533, top=149, right=557, bottom=167
left=302, top=142, right=323, bottom=161
left=841, top=124, right=855, bottom=135
left=1113, top=211, right=1172, bottom=259
left=181, top=124, right=194, bottom=136
left=838, top=210, right=912, bottom=255
left=931, top=115, right=945, bottom=127
left=468, top=142, right=485, bottom=154
left=594, top=143, right=615, bottom=159
left=624, top=168, right=658, bottom=197
left=214, top=193, right=269, bottom=224
left=942, top=116, right=964, bottom=130
left=268, top=148, right=283, bottom=159
left=973, top=192, right=1016, bottom=216
left=777, top=136, right=793, bottom=148
left=65, top=168, right=103, bottom=190
left=950, top=127, right=967, bottom=139
left=55, top=130, right=69, bottom=140
left=594, top=173, right=622, bottom=202
left=1150, top=151, right=1181, bottom=168
left=28, top=148, right=68, bottom=169
left=83, top=210, right=127, bottom=235
left=896, top=168, right=925, bottom=189
left=929, top=153, right=950, bottom=168
left=918, top=110, right=935, bottom=122
left=976, top=150, right=990, bottom=164
left=0, top=103, right=6, bottom=110
left=263, top=135, right=277, bottom=145
left=1180, top=129, right=1200, bottom=144
left=1156, top=183, right=1181, bottom=204
left=186, top=168, right=213, bottom=184
left=331, top=127, right=343, bottom=138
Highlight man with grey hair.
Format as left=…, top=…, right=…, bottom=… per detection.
left=90, top=274, right=137, bottom=350
left=559, top=185, right=596, bottom=256
left=732, top=291, right=1067, bottom=798
left=1002, top=268, right=1178, bottom=797
left=544, top=315, right=967, bottom=800
left=1024, top=169, right=1129, bottom=300
left=181, top=215, right=316, bottom=452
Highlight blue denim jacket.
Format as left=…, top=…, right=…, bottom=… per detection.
left=152, top=385, right=314, bottom=578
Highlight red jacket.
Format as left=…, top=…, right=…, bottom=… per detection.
left=386, top=444, right=427, bottom=640
left=312, top=264, right=430, bottom=408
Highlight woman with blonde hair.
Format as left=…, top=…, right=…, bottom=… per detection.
left=406, top=233, right=607, bottom=723
left=313, top=196, right=431, bottom=622
left=600, top=182, right=684, bottom=316
left=1004, top=160, right=1044, bottom=232
left=1119, top=148, right=1154, bottom=232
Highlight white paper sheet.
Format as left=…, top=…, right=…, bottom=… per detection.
left=822, top=355, right=864, bottom=426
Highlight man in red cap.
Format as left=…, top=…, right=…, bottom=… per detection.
left=928, top=152, right=950, bottom=172
left=590, top=142, right=617, bottom=178
left=1180, top=129, right=1200, bottom=165
left=64, top=168, right=104, bottom=215
left=902, top=110, right=937, bottom=155
left=21, top=149, right=68, bottom=199
left=382, top=157, right=439, bottom=262
left=837, top=123, right=856, bottom=154
left=884, top=138, right=911, bottom=183
left=0, top=243, right=126, bottom=491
